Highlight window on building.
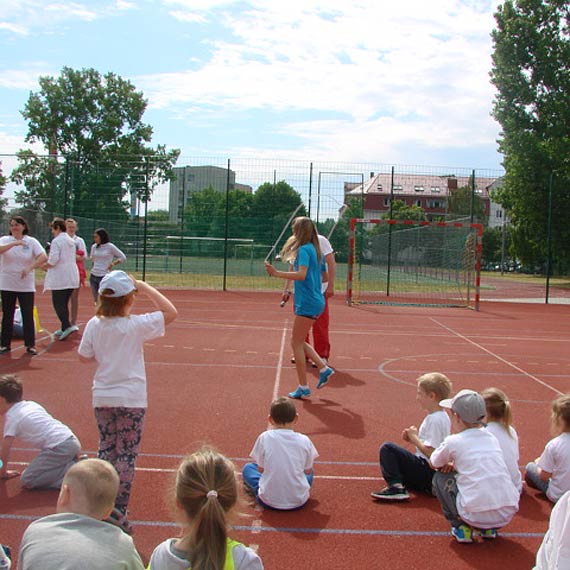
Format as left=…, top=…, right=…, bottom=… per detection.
left=416, top=200, right=422, bottom=207
left=377, top=183, right=383, bottom=191
left=430, top=186, right=441, bottom=193
left=393, top=184, right=403, bottom=191
left=496, top=210, right=503, bottom=218
left=414, top=185, right=424, bottom=192
left=384, top=198, right=390, bottom=206
left=187, top=174, right=195, bottom=182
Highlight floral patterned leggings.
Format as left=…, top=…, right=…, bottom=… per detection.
left=94, top=407, right=146, bottom=515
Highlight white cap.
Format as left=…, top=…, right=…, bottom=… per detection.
left=98, top=270, right=136, bottom=298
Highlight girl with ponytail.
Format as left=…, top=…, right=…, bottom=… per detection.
left=148, top=447, right=263, bottom=570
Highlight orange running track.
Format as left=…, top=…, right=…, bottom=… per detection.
left=1, top=288, right=569, bottom=569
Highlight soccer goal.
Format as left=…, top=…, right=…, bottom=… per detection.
left=347, top=218, right=482, bottom=310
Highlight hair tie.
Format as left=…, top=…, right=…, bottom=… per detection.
left=206, top=490, right=218, bottom=499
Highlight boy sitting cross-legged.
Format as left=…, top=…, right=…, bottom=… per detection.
left=431, top=389, right=520, bottom=543
left=242, top=397, right=318, bottom=510
left=371, top=372, right=452, bottom=501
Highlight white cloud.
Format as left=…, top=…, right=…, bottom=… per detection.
left=168, top=10, right=207, bottom=23
left=0, top=22, right=28, bottom=35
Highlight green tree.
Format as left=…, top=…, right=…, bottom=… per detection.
left=490, top=0, right=570, bottom=271
left=0, top=162, right=8, bottom=215
left=381, top=199, right=426, bottom=222
left=447, top=185, right=486, bottom=223
left=11, top=67, right=179, bottom=220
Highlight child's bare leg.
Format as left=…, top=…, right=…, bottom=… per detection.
left=303, top=341, right=326, bottom=369
left=292, top=316, right=313, bottom=387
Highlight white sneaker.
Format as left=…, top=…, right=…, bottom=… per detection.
left=59, top=326, right=77, bottom=340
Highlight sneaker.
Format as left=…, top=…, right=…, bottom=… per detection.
left=479, top=528, right=497, bottom=540
left=26, top=347, right=38, bottom=356
left=70, top=325, right=79, bottom=332
left=289, top=386, right=311, bottom=399
left=370, top=485, right=409, bottom=501
left=317, top=367, right=334, bottom=389
left=0, top=346, right=10, bottom=354
left=451, top=524, right=473, bottom=543
left=54, top=329, right=63, bottom=337
left=59, top=326, right=77, bottom=341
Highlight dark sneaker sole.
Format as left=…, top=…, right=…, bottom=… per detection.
left=370, top=493, right=409, bottom=501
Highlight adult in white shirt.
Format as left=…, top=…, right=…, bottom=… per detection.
left=44, top=218, right=79, bottom=341
left=89, top=228, right=126, bottom=302
left=0, top=216, right=47, bottom=355
left=65, top=218, right=86, bottom=327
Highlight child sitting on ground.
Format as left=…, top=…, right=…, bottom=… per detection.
left=431, top=389, right=520, bottom=543
left=18, top=458, right=144, bottom=570
left=242, top=397, right=318, bottom=510
left=0, top=374, right=81, bottom=489
left=481, top=387, right=522, bottom=494
left=534, top=489, right=570, bottom=569
left=148, top=447, right=263, bottom=570
left=371, top=372, right=452, bottom=501
left=525, top=393, right=570, bottom=503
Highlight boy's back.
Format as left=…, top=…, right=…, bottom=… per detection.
left=252, top=428, right=318, bottom=510
left=431, top=428, right=519, bottom=527
left=4, top=400, right=73, bottom=448
left=19, top=512, right=143, bottom=570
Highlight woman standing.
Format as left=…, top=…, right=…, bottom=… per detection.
left=44, top=218, right=79, bottom=341
left=264, top=217, right=334, bottom=398
left=65, top=218, right=86, bottom=327
left=0, top=216, right=47, bottom=355
left=89, top=228, right=126, bottom=302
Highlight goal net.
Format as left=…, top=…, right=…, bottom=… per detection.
left=347, top=218, right=482, bottom=310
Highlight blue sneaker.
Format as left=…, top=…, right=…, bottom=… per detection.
left=54, top=329, right=63, bottom=337
left=451, top=524, right=473, bottom=543
left=317, top=367, right=334, bottom=389
left=59, top=326, right=77, bottom=341
left=479, top=528, right=497, bottom=540
left=289, top=386, right=311, bottom=399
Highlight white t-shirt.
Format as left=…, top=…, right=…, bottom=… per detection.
left=317, top=234, right=333, bottom=294
left=538, top=432, right=570, bottom=502
left=148, top=538, right=263, bottom=570
left=535, top=490, right=570, bottom=570
left=431, top=428, right=519, bottom=528
left=416, top=410, right=450, bottom=461
left=90, top=243, right=127, bottom=277
left=44, top=232, right=79, bottom=291
left=0, top=235, right=45, bottom=292
left=3, top=401, right=74, bottom=449
left=78, top=311, right=165, bottom=408
left=486, top=422, right=523, bottom=494
left=251, top=428, right=318, bottom=509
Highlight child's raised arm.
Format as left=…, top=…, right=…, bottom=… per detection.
left=133, top=278, right=178, bottom=325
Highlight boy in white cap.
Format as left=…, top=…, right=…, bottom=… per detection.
left=78, top=271, right=177, bottom=534
left=430, top=389, right=520, bottom=543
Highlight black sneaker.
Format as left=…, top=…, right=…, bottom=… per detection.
left=371, top=486, right=409, bottom=501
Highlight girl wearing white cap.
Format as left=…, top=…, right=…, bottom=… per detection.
left=78, top=270, right=177, bottom=534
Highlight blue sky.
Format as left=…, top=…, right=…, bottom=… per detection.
left=1, top=0, right=504, bottom=191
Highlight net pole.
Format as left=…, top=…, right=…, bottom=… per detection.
left=346, top=217, right=356, bottom=305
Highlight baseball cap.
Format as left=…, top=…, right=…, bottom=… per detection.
left=439, top=389, right=486, bottom=424
left=98, top=270, right=136, bottom=298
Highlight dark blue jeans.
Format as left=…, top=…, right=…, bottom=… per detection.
left=379, top=441, right=435, bottom=494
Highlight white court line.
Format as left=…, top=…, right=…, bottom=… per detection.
left=270, top=321, right=289, bottom=418
left=431, top=318, right=563, bottom=395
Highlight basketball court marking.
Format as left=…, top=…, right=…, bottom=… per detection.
left=430, top=318, right=563, bottom=395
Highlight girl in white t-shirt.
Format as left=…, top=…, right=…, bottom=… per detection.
left=481, top=387, right=522, bottom=494
left=525, top=394, right=570, bottom=503
left=78, top=270, right=177, bottom=533
left=148, top=447, right=263, bottom=570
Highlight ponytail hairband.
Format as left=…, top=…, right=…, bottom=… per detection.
left=206, top=490, right=218, bottom=499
